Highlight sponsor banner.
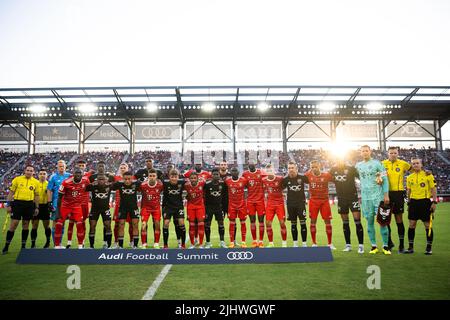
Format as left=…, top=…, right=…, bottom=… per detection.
left=16, top=247, right=333, bottom=265
left=386, top=123, right=434, bottom=138
left=35, top=126, right=77, bottom=141
left=135, top=124, right=180, bottom=140
left=0, top=127, right=27, bottom=141
left=337, top=123, right=378, bottom=140
left=84, top=124, right=128, bottom=141
left=237, top=124, right=282, bottom=140
left=288, top=123, right=330, bottom=139
left=185, top=123, right=232, bottom=140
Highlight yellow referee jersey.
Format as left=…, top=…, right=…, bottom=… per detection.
left=36, top=180, right=49, bottom=204
left=10, top=176, right=40, bottom=201
left=407, top=170, right=436, bottom=200
left=382, top=159, right=411, bottom=191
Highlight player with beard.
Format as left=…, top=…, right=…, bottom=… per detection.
left=204, top=169, right=227, bottom=248
left=329, top=158, right=364, bottom=253
left=242, top=162, right=265, bottom=248
left=282, top=161, right=309, bottom=247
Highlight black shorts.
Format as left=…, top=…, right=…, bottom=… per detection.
left=337, top=196, right=360, bottom=214
left=408, top=199, right=432, bottom=222
left=389, top=191, right=406, bottom=214
left=118, top=208, right=140, bottom=220
left=162, top=207, right=185, bottom=220
left=32, top=204, right=51, bottom=221
left=90, top=208, right=112, bottom=221
left=205, top=207, right=224, bottom=222
left=11, top=200, right=35, bottom=221
left=287, top=203, right=307, bottom=222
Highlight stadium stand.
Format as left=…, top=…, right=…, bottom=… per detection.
left=1, top=148, right=449, bottom=200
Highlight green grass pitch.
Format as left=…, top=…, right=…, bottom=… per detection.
left=0, top=203, right=449, bottom=300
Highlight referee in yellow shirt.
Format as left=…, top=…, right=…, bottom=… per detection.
left=405, top=158, right=437, bottom=255
left=382, top=146, right=411, bottom=253
left=30, top=168, right=51, bottom=249
left=2, top=165, right=40, bottom=255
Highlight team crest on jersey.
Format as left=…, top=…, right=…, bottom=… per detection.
left=396, top=167, right=401, bottom=172
left=420, top=182, right=426, bottom=187
left=249, top=180, right=255, bottom=186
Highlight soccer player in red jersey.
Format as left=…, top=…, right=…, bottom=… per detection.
left=242, top=161, right=266, bottom=248
left=139, top=169, right=164, bottom=248
left=262, top=164, right=287, bottom=248
left=224, top=167, right=248, bottom=248
left=112, top=163, right=134, bottom=248
left=54, top=168, right=90, bottom=249
left=66, top=159, right=92, bottom=249
left=184, top=171, right=206, bottom=248
left=184, top=163, right=212, bottom=181
left=305, top=160, right=335, bottom=249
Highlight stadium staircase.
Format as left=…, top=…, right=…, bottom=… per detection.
left=0, top=155, right=26, bottom=184
left=437, top=152, right=450, bottom=165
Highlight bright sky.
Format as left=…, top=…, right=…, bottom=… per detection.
left=0, top=0, right=449, bottom=88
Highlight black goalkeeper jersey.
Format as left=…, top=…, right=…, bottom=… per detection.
left=329, top=165, right=359, bottom=200
left=282, top=175, right=308, bottom=206
left=162, top=179, right=186, bottom=209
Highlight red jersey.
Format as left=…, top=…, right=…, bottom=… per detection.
left=242, top=169, right=265, bottom=202
left=184, top=180, right=206, bottom=207
left=262, top=176, right=284, bottom=205
left=305, top=171, right=332, bottom=200
left=140, top=180, right=164, bottom=209
left=224, top=177, right=247, bottom=208
left=184, top=169, right=212, bottom=181
left=59, top=176, right=90, bottom=208
left=80, top=171, right=93, bottom=203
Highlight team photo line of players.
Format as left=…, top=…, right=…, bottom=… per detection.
left=2, top=145, right=438, bottom=255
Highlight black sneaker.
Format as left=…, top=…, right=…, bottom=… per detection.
left=31, top=243, right=36, bottom=249
left=43, top=242, right=50, bottom=249
left=398, top=246, right=405, bottom=254
left=424, top=250, right=432, bottom=255
left=66, top=244, right=71, bottom=249
left=404, top=247, right=414, bottom=254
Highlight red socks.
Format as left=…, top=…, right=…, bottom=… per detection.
left=198, top=221, right=205, bottom=245
left=281, top=224, right=287, bottom=241
left=250, top=222, right=257, bottom=241
left=311, top=224, right=317, bottom=244
left=267, top=225, right=273, bottom=242
left=229, top=220, right=236, bottom=243
left=326, top=223, right=332, bottom=245
left=259, top=223, right=265, bottom=241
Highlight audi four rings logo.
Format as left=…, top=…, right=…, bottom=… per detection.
left=227, top=251, right=254, bottom=260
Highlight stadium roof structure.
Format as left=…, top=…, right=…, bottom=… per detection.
left=1, top=85, right=450, bottom=123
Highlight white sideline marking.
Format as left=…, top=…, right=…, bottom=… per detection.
left=142, top=264, right=173, bottom=300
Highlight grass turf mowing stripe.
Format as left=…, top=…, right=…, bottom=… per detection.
left=142, top=264, right=173, bottom=300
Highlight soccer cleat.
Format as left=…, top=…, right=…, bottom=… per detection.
left=369, top=247, right=379, bottom=254
left=228, top=242, right=235, bottom=248
left=382, top=247, right=392, bottom=255
left=311, top=244, right=318, bottom=247
left=358, top=245, right=364, bottom=254
left=188, top=244, right=195, bottom=249
left=66, top=244, right=71, bottom=249
left=282, top=241, right=287, bottom=248
left=302, top=242, right=307, bottom=248
left=268, top=242, right=275, bottom=248
left=342, top=245, right=352, bottom=252
left=54, top=246, right=64, bottom=249
left=198, top=245, right=205, bottom=249
left=153, top=243, right=160, bottom=249
left=251, top=241, right=258, bottom=248
left=205, top=242, right=212, bottom=249
left=404, top=247, right=414, bottom=254
left=258, top=241, right=264, bottom=248
left=102, top=243, right=109, bottom=249
left=293, top=241, right=299, bottom=248
left=163, top=245, right=169, bottom=249
left=194, top=238, right=199, bottom=246
left=2, top=247, right=8, bottom=255
left=111, top=243, right=119, bottom=249
left=78, top=244, right=84, bottom=249
left=43, top=242, right=50, bottom=249
left=241, top=243, right=247, bottom=248
left=129, top=242, right=134, bottom=248
left=177, top=243, right=183, bottom=249
left=424, top=250, right=432, bottom=255
left=220, top=241, right=227, bottom=248
left=31, top=243, right=36, bottom=249
left=140, top=243, right=148, bottom=249
left=328, top=244, right=337, bottom=250
left=181, top=243, right=186, bottom=249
